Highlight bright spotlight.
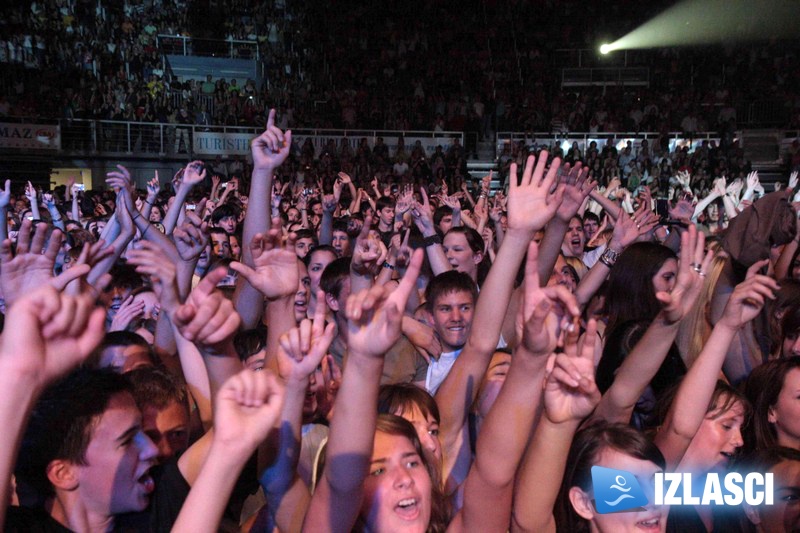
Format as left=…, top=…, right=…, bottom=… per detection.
left=599, top=43, right=612, bottom=55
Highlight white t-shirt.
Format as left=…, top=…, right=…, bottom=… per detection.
left=425, top=349, right=461, bottom=395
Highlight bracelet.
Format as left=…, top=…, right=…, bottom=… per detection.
left=382, top=261, right=396, bottom=271
left=599, top=246, right=620, bottom=268
left=132, top=211, right=142, bottom=220
left=422, top=234, right=442, bottom=247
left=145, top=199, right=155, bottom=206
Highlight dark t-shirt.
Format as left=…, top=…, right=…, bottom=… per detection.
left=6, top=461, right=190, bottom=532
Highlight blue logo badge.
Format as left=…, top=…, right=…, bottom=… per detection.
left=591, top=466, right=649, bottom=514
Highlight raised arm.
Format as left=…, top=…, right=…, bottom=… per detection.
left=304, top=250, right=423, bottom=532
left=511, top=318, right=601, bottom=533
left=435, top=150, right=565, bottom=484
left=537, top=161, right=594, bottom=285
left=172, top=369, right=285, bottom=533
left=411, top=187, right=451, bottom=276
left=0, top=180, right=10, bottom=242
left=0, top=283, right=105, bottom=524
left=261, top=294, right=336, bottom=533
left=163, top=162, right=206, bottom=235
left=236, top=109, right=292, bottom=329
left=654, top=260, right=777, bottom=468
left=592, top=226, right=714, bottom=423
left=458, top=242, right=581, bottom=532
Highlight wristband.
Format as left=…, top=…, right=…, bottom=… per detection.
left=599, top=247, right=620, bottom=268
left=422, top=234, right=442, bottom=247
left=382, top=261, right=396, bottom=271
left=145, top=199, right=155, bottom=206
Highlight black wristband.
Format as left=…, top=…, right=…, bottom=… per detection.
left=422, top=234, right=442, bottom=247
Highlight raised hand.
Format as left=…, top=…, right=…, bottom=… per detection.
left=543, top=318, right=601, bottom=424
left=613, top=202, right=659, bottom=249
left=790, top=171, right=798, bottom=190
left=713, top=177, right=727, bottom=197
left=410, top=186, right=435, bottom=233
left=41, top=192, right=55, bottom=209
left=555, top=162, right=595, bottom=223
left=214, top=368, right=285, bottom=452
left=0, top=284, right=105, bottom=388
left=351, top=215, right=381, bottom=276
left=0, top=220, right=81, bottom=306
left=277, top=291, right=337, bottom=383
left=439, top=192, right=461, bottom=213
left=0, top=179, right=12, bottom=209
left=720, top=259, right=778, bottom=330
left=230, top=226, right=298, bottom=300
left=106, top=165, right=135, bottom=212
left=24, top=181, right=37, bottom=205
left=146, top=173, right=160, bottom=201
left=669, top=198, right=694, bottom=224
left=172, top=268, right=242, bottom=350
left=515, top=241, right=580, bottom=356
left=63, top=238, right=114, bottom=295
left=395, top=185, right=414, bottom=215
left=508, top=151, right=568, bottom=233
left=182, top=160, right=206, bottom=187
left=126, top=240, right=181, bottom=314
left=109, top=294, right=145, bottom=332
left=656, top=225, right=715, bottom=324
left=346, top=249, right=423, bottom=358
left=173, top=206, right=209, bottom=261
left=251, top=108, right=292, bottom=171
left=322, top=194, right=337, bottom=214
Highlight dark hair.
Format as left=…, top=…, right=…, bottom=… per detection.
left=781, top=304, right=800, bottom=355
left=295, top=229, right=318, bottom=244
left=766, top=282, right=800, bottom=356
left=433, top=205, right=454, bottom=227
left=444, top=227, right=490, bottom=285
left=582, top=212, right=600, bottom=225
left=424, top=270, right=478, bottom=312
left=556, top=422, right=666, bottom=533
left=97, top=330, right=151, bottom=351
left=210, top=203, right=240, bottom=224
left=748, top=356, right=800, bottom=450
left=376, top=196, right=394, bottom=212
left=303, top=245, right=338, bottom=268
left=233, top=325, right=267, bottom=363
left=378, top=384, right=441, bottom=425
left=320, top=256, right=352, bottom=300
left=107, top=264, right=144, bottom=292
left=332, top=219, right=349, bottom=234
left=16, top=368, right=133, bottom=498
left=603, top=242, right=677, bottom=334
left=654, top=379, right=751, bottom=445
left=127, top=366, right=189, bottom=415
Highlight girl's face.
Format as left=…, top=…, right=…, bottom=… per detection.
left=570, top=447, right=665, bottom=533
left=361, top=432, right=432, bottom=533
left=307, top=249, right=337, bottom=294
left=683, top=400, right=745, bottom=474
left=651, top=258, right=678, bottom=295
left=294, top=261, right=310, bottom=322
left=769, top=368, right=800, bottom=447
left=443, top=232, right=481, bottom=280
left=395, top=405, right=442, bottom=467
left=149, top=206, right=162, bottom=222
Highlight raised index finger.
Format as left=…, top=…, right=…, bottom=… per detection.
left=266, top=108, right=276, bottom=130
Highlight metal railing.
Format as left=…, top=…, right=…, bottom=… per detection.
left=156, top=35, right=259, bottom=60
left=561, top=67, right=650, bottom=87
left=0, top=117, right=465, bottom=158
left=495, top=131, right=731, bottom=158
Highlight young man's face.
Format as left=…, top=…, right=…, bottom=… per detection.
left=217, top=215, right=236, bottom=234
left=141, top=400, right=190, bottom=463
left=210, top=233, right=231, bottom=258
left=331, top=230, right=351, bottom=256
left=430, top=290, right=474, bottom=352
left=294, top=237, right=314, bottom=259
left=379, top=206, right=394, bottom=226
left=74, top=392, right=158, bottom=516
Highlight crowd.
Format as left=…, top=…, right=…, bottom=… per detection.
left=2, top=0, right=800, bottom=134
left=0, top=108, right=799, bottom=532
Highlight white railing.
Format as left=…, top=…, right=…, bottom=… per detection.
left=157, top=34, right=259, bottom=60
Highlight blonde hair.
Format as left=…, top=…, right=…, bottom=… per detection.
left=676, top=244, right=727, bottom=367
left=564, top=256, right=589, bottom=280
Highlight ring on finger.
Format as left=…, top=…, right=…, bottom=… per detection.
left=691, top=263, right=702, bottom=273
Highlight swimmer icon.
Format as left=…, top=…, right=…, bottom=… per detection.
left=591, top=466, right=649, bottom=514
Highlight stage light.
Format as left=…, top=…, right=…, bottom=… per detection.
left=599, top=0, right=797, bottom=53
